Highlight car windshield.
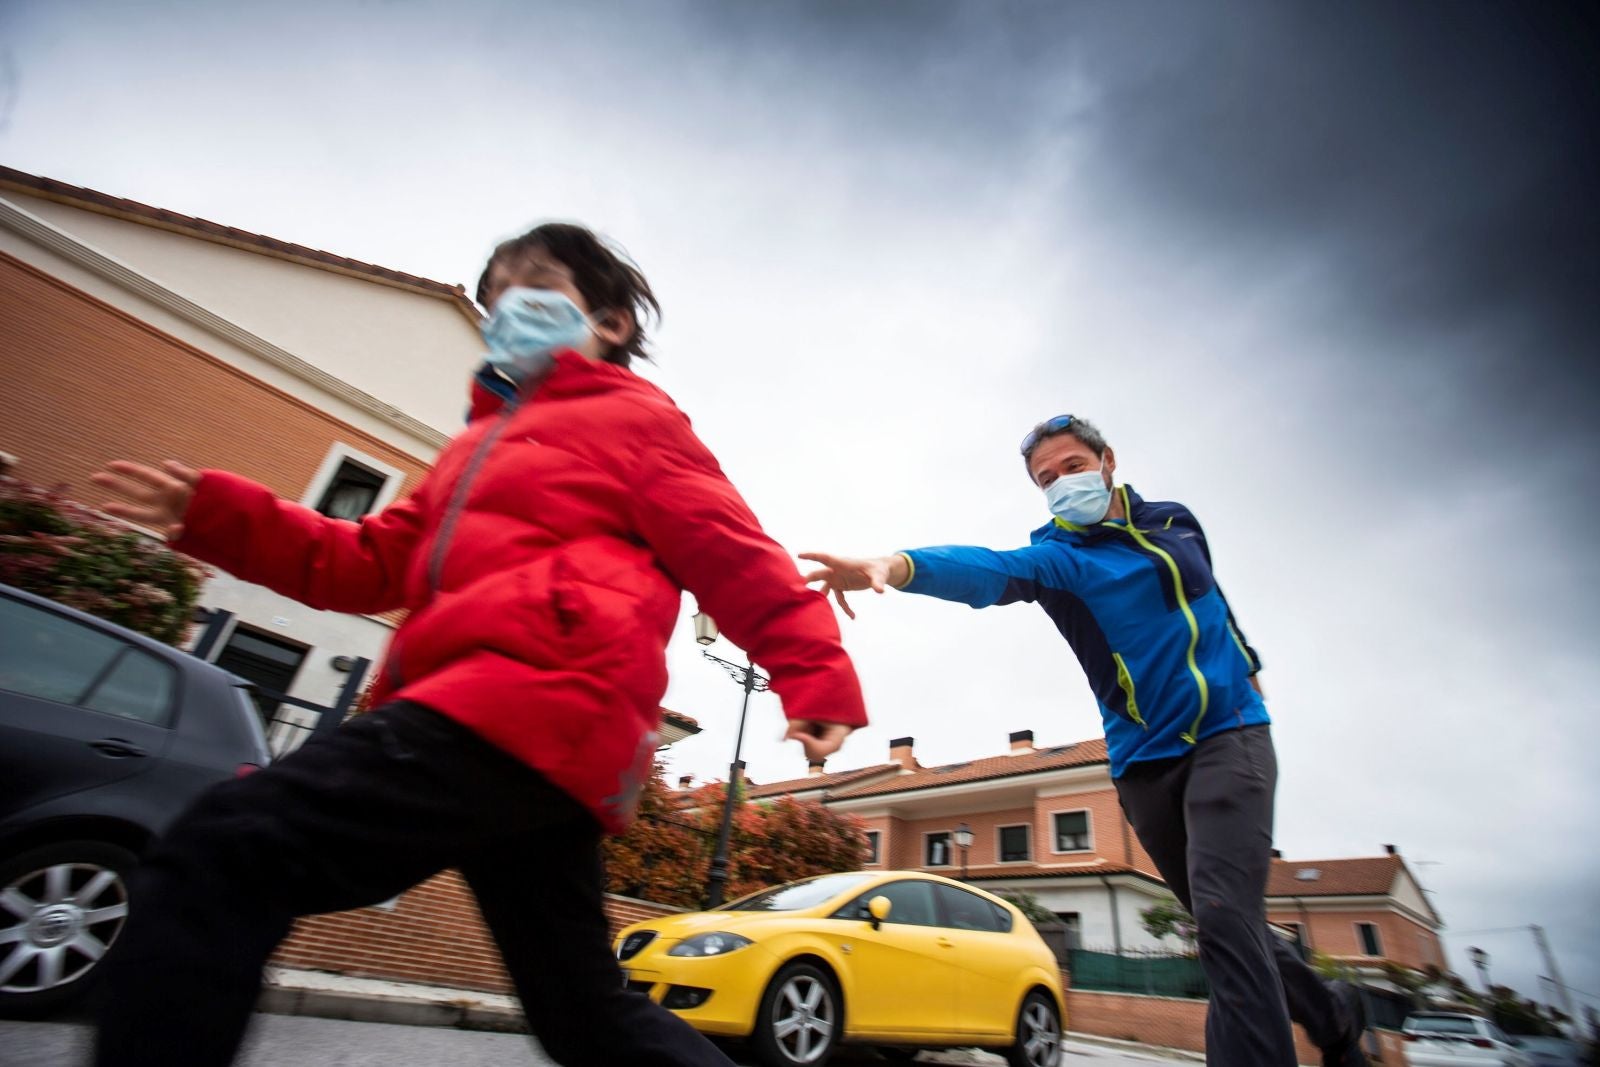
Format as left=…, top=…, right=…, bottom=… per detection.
left=717, top=872, right=878, bottom=912
left=1408, top=1016, right=1480, bottom=1035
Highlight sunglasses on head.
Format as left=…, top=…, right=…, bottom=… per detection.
left=1019, top=414, right=1076, bottom=459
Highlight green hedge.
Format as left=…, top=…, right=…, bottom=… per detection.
left=0, top=476, right=206, bottom=644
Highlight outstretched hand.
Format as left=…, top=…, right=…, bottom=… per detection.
left=799, top=552, right=904, bottom=620
left=89, top=460, right=200, bottom=541
left=784, top=719, right=855, bottom=762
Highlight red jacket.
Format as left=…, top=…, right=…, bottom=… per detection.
left=173, top=352, right=867, bottom=833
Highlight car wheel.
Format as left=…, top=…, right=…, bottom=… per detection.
left=0, top=841, right=136, bottom=1016
left=1005, top=990, right=1062, bottom=1067
left=753, top=962, right=840, bottom=1067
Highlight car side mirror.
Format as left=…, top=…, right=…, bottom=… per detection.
left=867, top=895, right=891, bottom=930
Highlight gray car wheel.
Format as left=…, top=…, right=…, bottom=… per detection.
left=1005, top=990, right=1062, bottom=1067
left=0, top=841, right=135, bottom=1015
left=753, top=962, right=840, bottom=1067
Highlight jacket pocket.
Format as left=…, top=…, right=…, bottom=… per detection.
left=1112, top=652, right=1147, bottom=728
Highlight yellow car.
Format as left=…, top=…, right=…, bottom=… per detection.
left=614, top=870, right=1065, bottom=1067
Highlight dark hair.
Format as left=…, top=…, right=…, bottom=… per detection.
left=476, top=223, right=661, bottom=368
left=1021, top=415, right=1108, bottom=469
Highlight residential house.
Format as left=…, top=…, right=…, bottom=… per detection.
left=1268, top=848, right=1447, bottom=974
left=0, top=166, right=481, bottom=749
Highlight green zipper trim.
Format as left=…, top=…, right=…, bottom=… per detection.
left=1111, top=652, right=1147, bottom=728
left=1105, top=486, right=1210, bottom=744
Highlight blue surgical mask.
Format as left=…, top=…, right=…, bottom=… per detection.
left=1045, top=462, right=1112, bottom=525
left=480, top=287, right=596, bottom=383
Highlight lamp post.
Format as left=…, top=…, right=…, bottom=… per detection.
left=1468, top=946, right=1491, bottom=992
left=694, top=612, right=770, bottom=909
left=954, top=822, right=974, bottom=881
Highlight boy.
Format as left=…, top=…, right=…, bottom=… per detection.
left=90, top=223, right=866, bottom=1066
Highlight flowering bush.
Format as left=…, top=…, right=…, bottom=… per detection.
left=0, top=475, right=207, bottom=644
left=604, top=763, right=868, bottom=909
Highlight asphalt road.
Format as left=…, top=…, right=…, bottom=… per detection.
left=0, top=1013, right=1182, bottom=1067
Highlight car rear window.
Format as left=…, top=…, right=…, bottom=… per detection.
left=1408, top=1016, right=1480, bottom=1035
left=0, top=595, right=130, bottom=704
left=82, top=648, right=177, bottom=726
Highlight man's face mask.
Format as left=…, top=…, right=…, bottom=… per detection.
left=1045, top=460, right=1112, bottom=525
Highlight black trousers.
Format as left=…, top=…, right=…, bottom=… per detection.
left=93, top=701, right=735, bottom=1067
left=1115, top=725, right=1348, bottom=1067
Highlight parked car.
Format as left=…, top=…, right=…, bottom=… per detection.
left=614, top=870, right=1065, bottom=1067
left=1403, top=1012, right=1533, bottom=1067
left=0, top=582, right=271, bottom=1015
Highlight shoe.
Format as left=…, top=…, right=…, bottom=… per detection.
left=1321, top=981, right=1370, bottom=1067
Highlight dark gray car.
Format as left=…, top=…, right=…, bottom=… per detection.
left=0, top=583, right=271, bottom=1015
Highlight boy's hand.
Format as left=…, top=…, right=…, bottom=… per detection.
left=799, top=552, right=905, bottom=620
left=784, top=719, right=855, bottom=762
left=90, top=460, right=200, bottom=541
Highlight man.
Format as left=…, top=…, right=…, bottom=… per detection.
left=801, top=414, right=1365, bottom=1067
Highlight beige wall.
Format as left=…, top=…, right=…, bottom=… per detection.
left=6, top=191, right=484, bottom=439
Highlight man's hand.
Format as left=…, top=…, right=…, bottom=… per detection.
left=90, top=460, right=200, bottom=541
left=799, top=552, right=906, bottom=620
left=784, top=719, right=855, bottom=762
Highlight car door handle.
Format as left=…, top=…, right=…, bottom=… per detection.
left=937, top=937, right=954, bottom=948
left=90, top=738, right=147, bottom=758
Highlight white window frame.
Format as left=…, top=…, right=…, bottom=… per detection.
left=863, top=830, right=882, bottom=866
left=1355, top=921, right=1383, bottom=956
left=1049, top=808, right=1094, bottom=855
left=300, top=443, right=405, bottom=520
left=922, top=830, right=953, bottom=868
left=996, top=823, right=1032, bottom=864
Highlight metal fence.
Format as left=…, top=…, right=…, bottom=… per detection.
left=1067, top=948, right=1210, bottom=1000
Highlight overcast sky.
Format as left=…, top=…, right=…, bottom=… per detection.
left=4, top=0, right=1597, bottom=1009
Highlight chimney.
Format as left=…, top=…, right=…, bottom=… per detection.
left=889, top=736, right=919, bottom=771
left=677, top=775, right=694, bottom=790
left=1384, top=843, right=1398, bottom=855
left=1270, top=848, right=1283, bottom=859
left=808, top=759, right=827, bottom=777
left=1009, top=729, right=1035, bottom=755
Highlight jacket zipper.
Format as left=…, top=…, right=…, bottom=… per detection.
left=1111, top=652, right=1148, bottom=729
left=388, top=395, right=523, bottom=691
left=1105, top=487, right=1210, bottom=744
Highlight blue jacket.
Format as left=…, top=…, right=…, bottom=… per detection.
left=901, top=485, right=1268, bottom=775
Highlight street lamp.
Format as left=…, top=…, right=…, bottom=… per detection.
left=954, top=822, right=974, bottom=880
left=1468, top=946, right=1491, bottom=991
left=693, top=612, right=770, bottom=909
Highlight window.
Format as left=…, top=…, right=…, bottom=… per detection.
left=833, top=879, right=940, bottom=927
left=863, top=830, right=881, bottom=865
left=924, top=831, right=951, bottom=867
left=1053, top=810, right=1092, bottom=853
left=933, top=884, right=1010, bottom=932
left=0, top=596, right=129, bottom=705
left=1356, top=922, right=1383, bottom=956
left=81, top=648, right=177, bottom=726
left=998, top=824, right=1031, bottom=863
left=314, top=459, right=388, bottom=521
left=214, top=628, right=307, bottom=717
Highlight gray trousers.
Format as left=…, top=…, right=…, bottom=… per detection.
left=1115, top=725, right=1348, bottom=1066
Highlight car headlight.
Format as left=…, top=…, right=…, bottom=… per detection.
left=667, top=932, right=754, bottom=958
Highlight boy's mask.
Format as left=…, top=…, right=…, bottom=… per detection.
left=481, top=287, right=596, bottom=382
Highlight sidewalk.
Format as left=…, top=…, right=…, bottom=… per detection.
left=259, top=967, right=1204, bottom=1062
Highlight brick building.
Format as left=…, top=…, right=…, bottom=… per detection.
left=0, top=166, right=482, bottom=747
left=1267, top=850, right=1447, bottom=973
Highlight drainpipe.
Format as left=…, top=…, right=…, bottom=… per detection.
left=1099, top=874, right=1123, bottom=954
left=1296, top=897, right=1315, bottom=958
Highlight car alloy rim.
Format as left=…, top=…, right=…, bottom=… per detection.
left=0, top=861, right=129, bottom=993
left=772, top=974, right=835, bottom=1064
left=1021, top=1000, right=1060, bottom=1067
